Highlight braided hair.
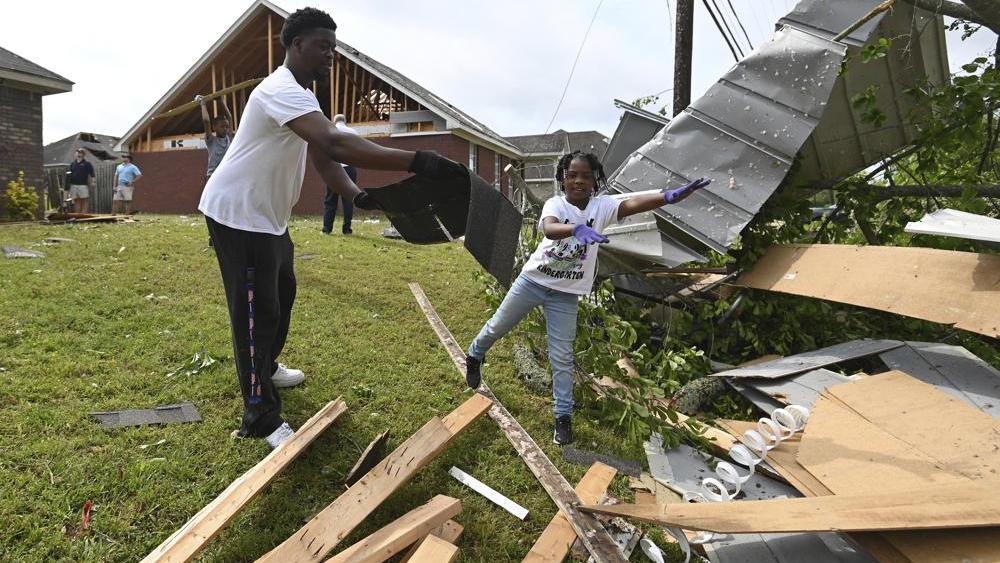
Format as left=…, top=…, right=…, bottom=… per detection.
left=555, top=151, right=608, bottom=193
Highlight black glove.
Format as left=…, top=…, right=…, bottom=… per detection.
left=353, top=191, right=379, bottom=210
left=408, top=150, right=466, bottom=180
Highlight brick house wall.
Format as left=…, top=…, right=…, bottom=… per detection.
left=129, top=132, right=511, bottom=215
left=0, top=85, right=44, bottom=218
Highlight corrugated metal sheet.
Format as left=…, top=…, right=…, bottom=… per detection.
left=606, top=0, right=947, bottom=260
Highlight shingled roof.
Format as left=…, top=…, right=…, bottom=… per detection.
left=0, top=45, right=72, bottom=94
left=44, top=132, right=121, bottom=166
left=507, top=129, right=609, bottom=157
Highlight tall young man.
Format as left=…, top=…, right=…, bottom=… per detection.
left=198, top=7, right=464, bottom=448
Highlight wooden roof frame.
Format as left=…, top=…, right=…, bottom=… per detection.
left=115, top=0, right=522, bottom=159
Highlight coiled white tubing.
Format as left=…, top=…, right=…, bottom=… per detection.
left=667, top=405, right=811, bottom=560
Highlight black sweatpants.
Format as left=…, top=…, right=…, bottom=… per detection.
left=206, top=217, right=295, bottom=437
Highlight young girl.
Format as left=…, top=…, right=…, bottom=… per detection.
left=465, top=151, right=710, bottom=445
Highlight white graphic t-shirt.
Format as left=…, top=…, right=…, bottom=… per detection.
left=198, top=66, right=321, bottom=235
left=521, top=194, right=622, bottom=295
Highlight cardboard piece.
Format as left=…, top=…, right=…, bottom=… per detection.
left=734, top=244, right=1000, bottom=338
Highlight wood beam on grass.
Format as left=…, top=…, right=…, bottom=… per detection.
left=325, top=495, right=462, bottom=563
left=256, top=393, right=492, bottom=563
left=140, top=398, right=348, bottom=563
left=398, top=520, right=463, bottom=563
left=522, top=462, right=617, bottom=563
left=407, top=282, right=629, bottom=563
left=407, top=534, right=459, bottom=563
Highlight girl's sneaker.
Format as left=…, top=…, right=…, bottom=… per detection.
left=553, top=415, right=573, bottom=445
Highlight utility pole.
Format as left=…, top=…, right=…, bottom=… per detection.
left=673, top=0, right=694, bottom=116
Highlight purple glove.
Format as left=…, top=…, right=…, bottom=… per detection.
left=663, top=177, right=712, bottom=204
left=572, top=224, right=609, bottom=245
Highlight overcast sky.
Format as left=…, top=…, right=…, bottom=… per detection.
left=5, top=0, right=997, bottom=145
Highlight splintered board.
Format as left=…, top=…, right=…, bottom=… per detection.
left=735, top=244, right=1000, bottom=338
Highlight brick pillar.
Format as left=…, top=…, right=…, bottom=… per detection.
left=0, top=85, right=45, bottom=219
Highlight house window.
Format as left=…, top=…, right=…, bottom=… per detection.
left=468, top=143, right=478, bottom=173
left=494, top=154, right=500, bottom=189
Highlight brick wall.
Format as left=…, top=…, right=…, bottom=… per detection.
left=0, top=85, right=44, bottom=218
left=131, top=132, right=481, bottom=215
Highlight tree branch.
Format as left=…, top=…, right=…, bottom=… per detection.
left=959, top=0, right=1000, bottom=34
left=901, top=0, right=992, bottom=29
left=825, top=183, right=1000, bottom=201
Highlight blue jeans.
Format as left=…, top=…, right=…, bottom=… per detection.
left=468, top=275, right=579, bottom=416
left=323, top=165, right=356, bottom=233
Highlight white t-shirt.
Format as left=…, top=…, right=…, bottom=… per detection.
left=334, top=121, right=358, bottom=167
left=521, top=194, right=622, bottom=295
left=198, top=66, right=322, bottom=235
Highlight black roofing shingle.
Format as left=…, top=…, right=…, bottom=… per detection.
left=0, top=46, right=72, bottom=84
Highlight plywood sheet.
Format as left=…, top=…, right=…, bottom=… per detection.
left=880, top=343, right=1000, bottom=419
left=734, top=245, right=1000, bottom=338
left=823, top=371, right=1000, bottom=482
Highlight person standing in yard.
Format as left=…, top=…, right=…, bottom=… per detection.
left=321, top=114, right=357, bottom=235
left=198, top=7, right=464, bottom=449
left=464, top=151, right=710, bottom=445
left=112, top=153, right=142, bottom=215
left=198, top=95, right=235, bottom=179
left=66, top=148, right=95, bottom=213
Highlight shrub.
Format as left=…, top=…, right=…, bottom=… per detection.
left=4, top=171, right=39, bottom=220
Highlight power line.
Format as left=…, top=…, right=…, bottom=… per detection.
left=726, top=0, right=755, bottom=51
left=701, top=0, right=741, bottom=62
left=709, top=0, right=744, bottom=58
left=744, top=0, right=770, bottom=46
left=542, top=0, right=605, bottom=135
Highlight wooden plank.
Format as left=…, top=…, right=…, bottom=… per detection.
left=408, top=535, right=458, bottom=563
left=579, top=479, right=1000, bottom=533
left=211, top=63, right=218, bottom=117
left=408, top=283, right=629, bottom=563
left=256, top=394, right=492, bottom=563
left=398, top=520, right=463, bottom=563
left=712, top=340, right=903, bottom=379
left=141, top=398, right=348, bottom=563
left=325, top=495, right=462, bottom=563
left=734, top=244, right=1000, bottom=338
left=522, top=462, right=617, bottom=563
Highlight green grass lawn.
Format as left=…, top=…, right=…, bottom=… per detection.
left=0, top=215, right=674, bottom=562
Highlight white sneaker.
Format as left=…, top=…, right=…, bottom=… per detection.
left=272, top=363, right=305, bottom=388
left=265, top=422, right=296, bottom=449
